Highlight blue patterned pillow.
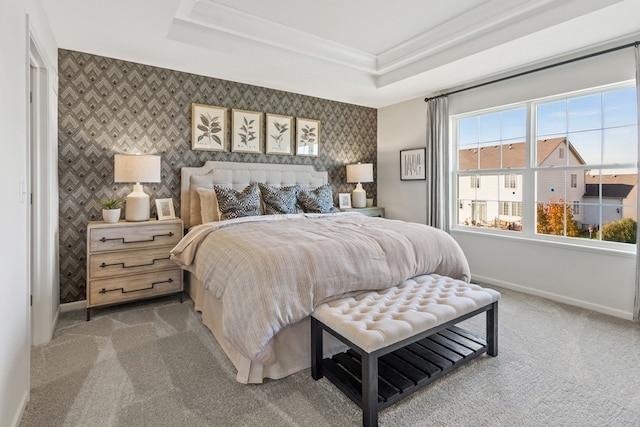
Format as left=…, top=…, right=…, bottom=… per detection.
left=298, top=183, right=339, bottom=214
left=258, top=183, right=301, bottom=215
left=213, top=182, right=261, bottom=220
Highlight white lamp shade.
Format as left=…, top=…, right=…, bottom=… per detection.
left=346, top=163, right=373, bottom=184
left=114, top=154, right=161, bottom=184
left=114, top=154, right=161, bottom=221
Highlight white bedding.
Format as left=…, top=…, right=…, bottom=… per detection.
left=171, top=212, right=470, bottom=365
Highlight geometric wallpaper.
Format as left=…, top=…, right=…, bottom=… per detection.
left=58, top=49, right=377, bottom=303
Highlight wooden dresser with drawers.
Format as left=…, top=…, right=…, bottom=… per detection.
left=85, top=218, right=183, bottom=320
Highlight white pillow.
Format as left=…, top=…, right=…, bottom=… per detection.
left=190, top=171, right=214, bottom=225
left=196, top=187, right=221, bottom=224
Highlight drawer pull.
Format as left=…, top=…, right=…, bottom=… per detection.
left=99, top=232, right=174, bottom=244
left=100, top=256, right=170, bottom=269
left=99, top=278, right=174, bottom=294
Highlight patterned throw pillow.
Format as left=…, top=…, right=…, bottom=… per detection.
left=298, top=183, right=339, bottom=214
left=213, top=182, right=262, bottom=220
left=258, top=183, right=301, bottom=215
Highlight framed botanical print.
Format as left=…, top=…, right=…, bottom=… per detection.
left=191, top=103, right=227, bottom=151
left=400, top=148, right=427, bottom=180
left=232, top=109, right=262, bottom=153
left=296, top=117, right=320, bottom=156
left=266, top=113, right=294, bottom=155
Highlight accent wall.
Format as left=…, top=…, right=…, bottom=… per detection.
left=58, top=49, right=377, bottom=303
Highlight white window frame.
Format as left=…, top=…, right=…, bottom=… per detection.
left=451, top=81, right=637, bottom=251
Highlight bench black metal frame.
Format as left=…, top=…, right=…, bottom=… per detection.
left=311, top=301, right=498, bottom=427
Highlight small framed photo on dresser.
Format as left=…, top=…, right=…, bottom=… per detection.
left=338, top=193, right=352, bottom=209
left=155, top=198, right=176, bottom=220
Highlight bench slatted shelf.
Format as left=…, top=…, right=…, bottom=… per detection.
left=311, top=274, right=500, bottom=427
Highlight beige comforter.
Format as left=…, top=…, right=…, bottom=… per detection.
left=170, top=212, right=470, bottom=364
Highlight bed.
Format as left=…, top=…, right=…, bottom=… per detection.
left=171, top=161, right=471, bottom=384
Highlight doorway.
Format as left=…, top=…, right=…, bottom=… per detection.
left=29, top=33, right=58, bottom=346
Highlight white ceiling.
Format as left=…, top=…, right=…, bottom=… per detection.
left=41, top=0, right=640, bottom=108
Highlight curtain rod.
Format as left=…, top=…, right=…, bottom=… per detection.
left=424, top=40, right=639, bottom=103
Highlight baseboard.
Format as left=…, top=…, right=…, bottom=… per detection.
left=51, top=307, right=60, bottom=337
left=11, top=389, right=29, bottom=427
left=472, top=274, right=634, bottom=321
left=60, top=300, right=85, bottom=313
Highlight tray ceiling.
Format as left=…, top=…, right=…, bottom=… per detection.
left=42, top=0, right=640, bottom=107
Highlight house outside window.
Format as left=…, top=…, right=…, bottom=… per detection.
left=453, top=83, right=637, bottom=245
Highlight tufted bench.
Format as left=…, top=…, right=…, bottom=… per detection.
left=311, top=274, right=500, bottom=427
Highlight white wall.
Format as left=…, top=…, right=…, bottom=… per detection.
left=0, top=1, right=59, bottom=424
left=377, top=96, right=427, bottom=223
left=0, top=0, right=30, bottom=425
left=377, top=40, right=639, bottom=320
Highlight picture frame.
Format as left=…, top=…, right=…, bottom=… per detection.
left=191, top=103, right=227, bottom=151
left=296, top=117, right=320, bottom=156
left=232, top=109, right=262, bottom=153
left=155, top=198, right=176, bottom=220
left=265, top=113, right=294, bottom=155
left=400, top=148, right=427, bottom=181
left=338, top=193, right=352, bottom=209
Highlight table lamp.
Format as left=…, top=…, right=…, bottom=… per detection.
left=114, top=154, right=161, bottom=221
left=346, top=162, right=373, bottom=208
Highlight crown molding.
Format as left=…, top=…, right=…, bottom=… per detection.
left=170, top=0, right=623, bottom=88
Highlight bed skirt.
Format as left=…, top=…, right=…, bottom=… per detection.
left=187, top=273, right=346, bottom=383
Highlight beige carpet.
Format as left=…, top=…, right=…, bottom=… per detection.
left=21, top=287, right=640, bottom=426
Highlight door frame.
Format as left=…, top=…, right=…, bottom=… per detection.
left=28, top=29, right=59, bottom=346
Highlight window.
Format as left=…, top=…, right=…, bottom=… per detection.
left=470, top=175, right=480, bottom=188
left=454, top=83, right=638, bottom=246
left=504, top=174, right=517, bottom=189
left=512, top=202, right=523, bottom=217
left=500, top=202, right=509, bottom=216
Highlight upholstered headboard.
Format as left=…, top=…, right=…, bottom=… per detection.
left=180, top=161, right=328, bottom=229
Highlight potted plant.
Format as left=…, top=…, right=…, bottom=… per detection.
left=99, top=198, right=123, bottom=223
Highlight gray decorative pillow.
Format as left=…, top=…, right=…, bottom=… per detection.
left=258, top=183, right=301, bottom=215
left=298, top=183, right=339, bottom=213
left=213, top=182, right=261, bottom=220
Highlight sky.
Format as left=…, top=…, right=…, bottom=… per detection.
left=458, top=85, right=638, bottom=169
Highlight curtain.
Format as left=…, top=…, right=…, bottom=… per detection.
left=425, top=96, right=449, bottom=231
left=634, top=44, right=640, bottom=321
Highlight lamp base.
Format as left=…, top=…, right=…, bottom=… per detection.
left=352, top=183, right=366, bottom=208
left=125, top=184, right=150, bottom=221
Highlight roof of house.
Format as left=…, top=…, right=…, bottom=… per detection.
left=458, top=137, right=586, bottom=169
left=584, top=174, right=637, bottom=198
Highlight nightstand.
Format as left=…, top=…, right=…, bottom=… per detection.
left=340, top=206, right=385, bottom=218
left=86, top=218, right=184, bottom=320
